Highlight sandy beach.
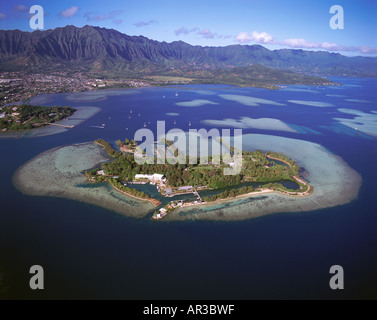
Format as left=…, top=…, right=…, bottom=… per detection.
left=164, top=134, right=362, bottom=221
left=13, top=142, right=155, bottom=218
left=12, top=133, right=362, bottom=221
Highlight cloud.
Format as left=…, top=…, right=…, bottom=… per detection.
left=283, top=38, right=343, bottom=51
left=0, top=12, right=8, bottom=20
left=85, top=12, right=107, bottom=21
left=198, top=29, right=215, bottom=39
left=353, top=46, right=377, bottom=54
left=175, top=26, right=228, bottom=40
left=13, top=4, right=28, bottom=13
left=84, top=10, right=123, bottom=24
left=283, top=38, right=377, bottom=54
left=60, top=6, right=79, bottom=18
left=108, top=10, right=123, bottom=19
left=11, top=4, right=29, bottom=19
left=236, top=31, right=275, bottom=44
left=175, top=26, right=198, bottom=36
left=235, top=30, right=377, bottom=55
left=113, top=19, right=123, bottom=25
left=134, top=20, right=157, bottom=27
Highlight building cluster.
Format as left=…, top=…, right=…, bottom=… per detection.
left=0, top=72, right=92, bottom=105
left=0, top=72, right=153, bottom=106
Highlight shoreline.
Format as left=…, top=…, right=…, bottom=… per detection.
left=0, top=106, right=101, bottom=139
left=92, top=139, right=312, bottom=219
left=0, top=106, right=77, bottom=134
left=12, top=137, right=362, bottom=222
left=4, top=78, right=342, bottom=110
left=163, top=134, right=362, bottom=221
left=176, top=184, right=313, bottom=213
left=13, top=142, right=155, bottom=218
left=108, top=181, right=162, bottom=207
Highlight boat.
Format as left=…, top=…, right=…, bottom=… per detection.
left=189, top=121, right=191, bottom=126
left=175, top=92, right=179, bottom=97
left=144, top=122, right=147, bottom=128
left=174, top=120, right=176, bottom=125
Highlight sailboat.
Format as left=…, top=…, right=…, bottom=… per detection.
left=144, top=122, right=147, bottom=128
left=189, top=121, right=191, bottom=127
left=174, top=120, right=176, bottom=125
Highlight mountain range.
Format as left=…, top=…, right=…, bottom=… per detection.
left=0, top=25, right=376, bottom=82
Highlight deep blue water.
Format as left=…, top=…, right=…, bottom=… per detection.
left=0, top=78, right=377, bottom=299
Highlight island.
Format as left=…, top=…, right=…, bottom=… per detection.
left=86, top=139, right=312, bottom=220
left=0, top=104, right=76, bottom=132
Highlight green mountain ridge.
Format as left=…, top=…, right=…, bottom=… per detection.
left=0, top=25, right=376, bottom=85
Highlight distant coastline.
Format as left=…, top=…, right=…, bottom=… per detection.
left=0, top=104, right=76, bottom=133
left=0, top=106, right=100, bottom=139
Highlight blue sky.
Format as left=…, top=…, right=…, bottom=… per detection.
left=0, top=0, right=376, bottom=56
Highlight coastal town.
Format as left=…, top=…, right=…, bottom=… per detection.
left=0, top=72, right=152, bottom=106
left=0, top=71, right=192, bottom=107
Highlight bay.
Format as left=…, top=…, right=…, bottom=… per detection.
left=0, top=77, right=376, bottom=299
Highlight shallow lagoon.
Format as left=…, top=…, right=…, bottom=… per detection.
left=1, top=78, right=377, bottom=299
left=13, top=133, right=361, bottom=221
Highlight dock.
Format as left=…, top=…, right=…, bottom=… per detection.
left=194, top=190, right=203, bottom=202
left=46, top=123, right=75, bottom=129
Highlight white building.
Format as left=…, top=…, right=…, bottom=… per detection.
left=135, top=174, right=166, bottom=183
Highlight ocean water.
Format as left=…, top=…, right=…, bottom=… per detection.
left=0, top=77, right=377, bottom=299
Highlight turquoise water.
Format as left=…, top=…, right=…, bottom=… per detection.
left=0, top=78, right=376, bottom=299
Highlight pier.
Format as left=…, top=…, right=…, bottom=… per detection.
left=46, top=123, right=75, bottom=129
left=194, top=190, right=203, bottom=202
